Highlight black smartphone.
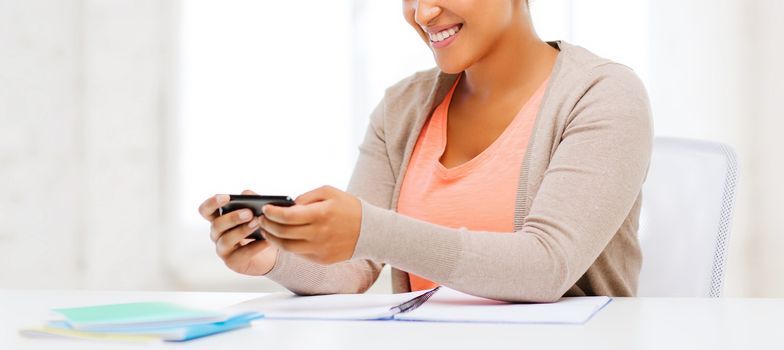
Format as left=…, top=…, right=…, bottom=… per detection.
left=219, top=195, right=296, bottom=240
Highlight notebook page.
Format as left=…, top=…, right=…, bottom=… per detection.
left=229, top=289, right=434, bottom=321
left=394, top=287, right=611, bottom=324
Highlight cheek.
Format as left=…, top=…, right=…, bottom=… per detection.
left=440, top=11, right=511, bottom=69
left=468, top=22, right=506, bottom=54
left=430, top=25, right=491, bottom=73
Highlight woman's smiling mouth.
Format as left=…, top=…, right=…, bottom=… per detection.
left=425, top=24, right=463, bottom=48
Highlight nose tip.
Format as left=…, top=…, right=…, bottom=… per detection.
left=415, top=4, right=442, bottom=27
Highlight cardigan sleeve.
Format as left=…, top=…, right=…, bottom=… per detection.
left=263, top=99, right=392, bottom=295
left=350, top=64, right=653, bottom=302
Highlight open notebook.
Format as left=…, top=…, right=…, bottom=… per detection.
left=230, top=287, right=611, bottom=325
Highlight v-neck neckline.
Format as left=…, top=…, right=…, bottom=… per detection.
left=433, top=75, right=550, bottom=179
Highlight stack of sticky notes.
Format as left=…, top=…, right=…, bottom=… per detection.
left=20, top=301, right=262, bottom=342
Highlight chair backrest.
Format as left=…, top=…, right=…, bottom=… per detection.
left=637, top=137, right=739, bottom=297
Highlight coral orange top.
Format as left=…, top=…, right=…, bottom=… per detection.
left=396, top=76, right=550, bottom=291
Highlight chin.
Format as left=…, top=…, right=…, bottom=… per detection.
left=434, top=57, right=469, bottom=74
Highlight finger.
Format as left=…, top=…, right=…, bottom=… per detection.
left=241, top=189, right=258, bottom=195
left=199, top=194, right=230, bottom=221
left=211, top=215, right=259, bottom=243
left=262, top=231, right=312, bottom=255
left=262, top=201, right=327, bottom=225
left=223, top=239, right=271, bottom=269
left=294, top=185, right=336, bottom=205
left=216, top=219, right=260, bottom=257
left=211, top=209, right=254, bottom=241
left=260, top=216, right=312, bottom=240
left=211, top=209, right=255, bottom=241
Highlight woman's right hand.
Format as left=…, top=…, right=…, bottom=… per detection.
left=198, top=190, right=279, bottom=276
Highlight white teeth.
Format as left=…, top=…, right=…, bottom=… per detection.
left=429, top=25, right=461, bottom=43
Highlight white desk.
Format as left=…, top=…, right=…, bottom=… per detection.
left=1, top=289, right=782, bottom=350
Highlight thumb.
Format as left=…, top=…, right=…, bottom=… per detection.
left=242, top=189, right=258, bottom=195
left=294, top=186, right=334, bottom=205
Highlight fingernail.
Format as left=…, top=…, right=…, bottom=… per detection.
left=249, top=219, right=259, bottom=228
left=216, top=194, right=229, bottom=204
left=262, top=205, right=268, bottom=215
left=239, top=210, right=252, bottom=220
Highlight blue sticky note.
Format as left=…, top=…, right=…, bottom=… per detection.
left=45, top=312, right=264, bottom=342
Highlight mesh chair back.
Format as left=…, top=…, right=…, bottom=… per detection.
left=637, top=137, right=738, bottom=297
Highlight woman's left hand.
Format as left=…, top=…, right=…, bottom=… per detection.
left=259, top=185, right=362, bottom=265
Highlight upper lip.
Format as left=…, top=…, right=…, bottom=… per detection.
left=422, top=23, right=462, bottom=34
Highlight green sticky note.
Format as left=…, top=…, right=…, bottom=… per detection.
left=53, top=302, right=225, bottom=331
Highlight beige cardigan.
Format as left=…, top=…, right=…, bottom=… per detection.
left=265, top=41, right=653, bottom=302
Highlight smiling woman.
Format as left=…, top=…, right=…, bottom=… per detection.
left=198, top=0, right=652, bottom=302
left=3, top=0, right=782, bottom=300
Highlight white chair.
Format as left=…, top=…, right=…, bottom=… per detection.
left=637, top=137, right=739, bottom=297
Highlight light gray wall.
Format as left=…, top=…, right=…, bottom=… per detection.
left=0, top=0, right=83, bottom=288
left=749, top=0, right=784, bottom=296
left=0, top=0, right=171, bottom=289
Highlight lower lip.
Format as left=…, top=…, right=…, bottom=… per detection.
left=430, top=28, right=460, bottom=49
